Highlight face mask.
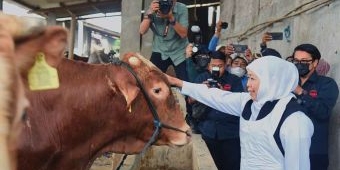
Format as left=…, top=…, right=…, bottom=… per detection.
left=295, top=63, right=310, bottom=77
left=229, top=67, right=246, bottom=77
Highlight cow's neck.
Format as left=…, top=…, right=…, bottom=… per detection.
left=19, top=59, right=150, bottom=170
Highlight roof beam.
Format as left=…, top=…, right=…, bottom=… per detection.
left=30, top=0, right=121, bottom=16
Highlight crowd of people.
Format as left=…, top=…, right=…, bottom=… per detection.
left=139, top=0, right=339, bottom=170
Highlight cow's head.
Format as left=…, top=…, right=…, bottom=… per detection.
left=3, top=15, right=190, bottom=156
left=0, top=13, right=42, bottom=170
left=110, top=52, right=191, bottom=152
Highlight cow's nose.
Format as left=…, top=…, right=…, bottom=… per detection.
left=185, top=129, right=192, bottom=137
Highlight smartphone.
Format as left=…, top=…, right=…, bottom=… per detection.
left=232, top=44, right=248, bottom=53
left=221, top=22, right=228, bottom=29
left=268, top=32, right=283, bottom=40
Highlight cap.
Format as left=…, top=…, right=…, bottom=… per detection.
left=216, top=45, right=225, bottom=51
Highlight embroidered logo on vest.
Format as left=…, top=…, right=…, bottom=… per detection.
left=309, top=90, right=318, bottom=98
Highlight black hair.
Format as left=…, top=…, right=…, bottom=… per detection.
left=293, top=43, right=321, bottom=60
left=261, top=48, right=282, bottom=58
left=210, top=51, right=226, bottom=62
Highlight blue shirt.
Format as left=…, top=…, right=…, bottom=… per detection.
left=149, top=2, right=189, bottom=66
left=296, top=72, right=339, bottom=154
left=208, top=35, right=219, bottom=51
left=194, top=71, right=244, bottom=139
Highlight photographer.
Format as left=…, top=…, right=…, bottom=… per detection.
left=259, top=32, right=282, bottom=58
left=192, top=51, right=243, bottom=170
left=139, top=0, right=189, bottom=81
left=185, top=43, right=210, bottom=82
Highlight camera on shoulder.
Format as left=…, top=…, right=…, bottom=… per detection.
left=158, top=0, right=173, bottom=15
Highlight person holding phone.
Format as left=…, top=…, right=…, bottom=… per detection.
left=260, top=32, right=282, bottom=58
left=208, top=20, right=228, bottom=52
left=225, top=44, right=254, bottom=63
left=166, top=56, right=314, bottom=170
left=139, top=0, right=189, bottom=81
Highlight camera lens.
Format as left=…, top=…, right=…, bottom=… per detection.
left=192, top=46, right=199, bottom=53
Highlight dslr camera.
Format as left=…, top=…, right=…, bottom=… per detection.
left=158, top=0, right=173, bottom=15
left=208, top=66, right=220, bottom=88
left=190, top=25, right=202, bottom=56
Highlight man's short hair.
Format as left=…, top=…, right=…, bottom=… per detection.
left=261, top=48, right=282, bottom=58
left=210, top=51, right=226, bottom=62
left=293, top=43, right=321, bottom=60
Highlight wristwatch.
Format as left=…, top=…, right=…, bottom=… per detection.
left=169, top=18, right=176, bottom=26
left=144, top=14, right=152, bottom=20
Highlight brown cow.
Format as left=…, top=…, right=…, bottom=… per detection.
left=13, top=25, right=190, bottom=170
left=0, top=13, right=45, bottom=170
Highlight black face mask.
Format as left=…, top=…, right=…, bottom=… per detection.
left=295, top=63, right=310, bottom=77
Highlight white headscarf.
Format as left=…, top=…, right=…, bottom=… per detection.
left=246, top=56, right=299, bottom=106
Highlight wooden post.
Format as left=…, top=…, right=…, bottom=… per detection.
left=68, top=14, right=76, bottom=60
left=120, top=0, right=143, bottom=57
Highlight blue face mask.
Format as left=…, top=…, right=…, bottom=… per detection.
left=295, top=63, right=310, bottom=77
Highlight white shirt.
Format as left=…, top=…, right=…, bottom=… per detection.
left=181, top=81, right=314, bottom=170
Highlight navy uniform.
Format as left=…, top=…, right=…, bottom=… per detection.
left=295, top=71, right=339, bottom=170
left=195, top=71, right=243, bottom=170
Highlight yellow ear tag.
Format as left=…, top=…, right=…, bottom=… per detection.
left=28, top=52, right=60, bottom=91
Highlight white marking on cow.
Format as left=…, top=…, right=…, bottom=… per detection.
left=135, top=53, right=156, bottom=69
left=128, top=56, right=140, bottom=66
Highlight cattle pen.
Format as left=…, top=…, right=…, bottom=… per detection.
left=90, top=134, right=217, bottom=170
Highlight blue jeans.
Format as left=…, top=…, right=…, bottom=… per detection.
left=150, top=52, right=188, bottom=81
left=202, top=135, right=241, bottom=170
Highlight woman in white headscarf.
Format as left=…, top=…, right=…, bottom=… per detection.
left=167, top=56, right=314, bottom=170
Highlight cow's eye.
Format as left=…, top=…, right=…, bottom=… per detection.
left=153, top=88, right=161, bottom=94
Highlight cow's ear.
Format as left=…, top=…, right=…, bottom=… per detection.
left=42, top=26, right=68, bottom=67
left=107, top=76, right=140, bottom=111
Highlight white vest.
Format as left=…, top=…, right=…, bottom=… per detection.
left=240, top=96, right=293, bottom=170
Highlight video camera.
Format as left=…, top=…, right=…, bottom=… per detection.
left=158, top=0, right=173, bottom=15
left=208, top=66, right=220, bottom=88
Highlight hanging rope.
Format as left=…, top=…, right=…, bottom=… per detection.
left=225, top=0, right=334, bottom=41
left=194, top=0, right=198, bottom=21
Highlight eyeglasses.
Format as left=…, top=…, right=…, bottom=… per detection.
left=292, top=59, right=314, bottom=64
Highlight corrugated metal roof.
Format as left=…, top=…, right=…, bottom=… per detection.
left=12, top=0, right=121, bottom=18
left=11, top=0, right=219, bottom=18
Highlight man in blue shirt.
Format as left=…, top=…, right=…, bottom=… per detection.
left=193, top=51, right=244, bottom=170
left=292, top=44, right=339, bottom=170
